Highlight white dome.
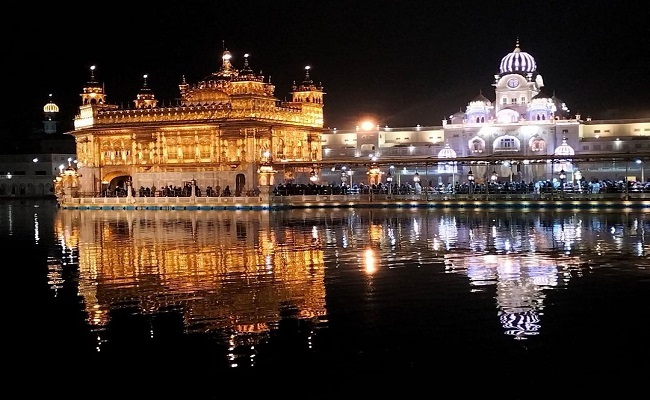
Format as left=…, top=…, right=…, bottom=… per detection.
left=438, top=143, right=457, bottom=159
left=499, top=42, right=536, bottom=75
left=554, top=137, right=575, bottom=156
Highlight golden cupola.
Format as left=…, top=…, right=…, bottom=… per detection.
left=133, top=74, right=158, bottom=109
left=178, top=49, right=278, bottom=111
left=80, top=65, right=107, bottom=106
left=288, top=66, right=325, bottom=127
left=291, top=66, right=325, bottom=104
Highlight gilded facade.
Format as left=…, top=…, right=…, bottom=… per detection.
left=69, top=50, right=324, bottom=196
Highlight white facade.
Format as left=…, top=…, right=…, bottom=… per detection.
left=320, top=42, right=650, bottom=186
left=0, top=153, right=76, bottom=197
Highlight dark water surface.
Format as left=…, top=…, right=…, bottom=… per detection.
left=5, top=199, right=648, bottom=394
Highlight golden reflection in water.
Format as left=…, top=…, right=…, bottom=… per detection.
left=364, top=248, right=377, bottom=275
left=54, top=209, right=327, bottom=349
left=50, top=207, right=650, bottom=350
left=369, top=223, right=382, bottom=245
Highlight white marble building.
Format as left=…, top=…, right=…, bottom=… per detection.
left=320, top=41, right=650, bottom=187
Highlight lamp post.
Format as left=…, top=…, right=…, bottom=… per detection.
left=413, top=171, right=420, bottom=195
left=386, top=171, right=393, bottom=198
left=491, top=170, right=498, bottom=183
left=574, top=169, right=582, bottom=194
left=559, top=169, right=566, bottom=198
left=467, top=168, right=474, bottom=198
left=347, top=169, right=354, bottom=194
left=309, top=165, right=318, bottom=183
left=488, top=169, right=497, bottom=200
left=490, top=169, right=498, bottom=192
left=504, top=160, right=513, bottom=182
left=367, top=164, right=381, bottom=201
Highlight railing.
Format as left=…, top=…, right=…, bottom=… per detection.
left=270, top=192, right=650, bottom=203
left=58, top=190, right=650, bottom=209
left=68, top=195, right=266, bottom=206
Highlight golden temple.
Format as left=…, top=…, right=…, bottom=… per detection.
left=69, top=49, right=324, bottom=197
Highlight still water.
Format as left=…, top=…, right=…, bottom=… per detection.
left=5, top=199, right=648, bottom=390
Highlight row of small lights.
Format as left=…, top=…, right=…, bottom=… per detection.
left=314, top=162, right=587, bottom=185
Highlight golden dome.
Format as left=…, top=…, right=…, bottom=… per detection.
left=44, top=94, right=59, bottom=113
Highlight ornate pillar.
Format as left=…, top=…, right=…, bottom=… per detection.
left=257, top=162, right=276, bottom=203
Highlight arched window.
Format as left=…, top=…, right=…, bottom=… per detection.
left=529, top=137, right=546, bottom=152
left=493, top=135, right=521, bottom=152
left=468, top=137, right=485, bottom=154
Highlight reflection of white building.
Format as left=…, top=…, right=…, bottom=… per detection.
left=446, top=253, right=566, bottom=340
left=439, top=212, right=593, bottom=340
left=321, top=41, right=650, bottom=185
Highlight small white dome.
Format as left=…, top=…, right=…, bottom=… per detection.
left=554, top=137, right=575, bottom=156
left=438, top=143, right=457, bottom=159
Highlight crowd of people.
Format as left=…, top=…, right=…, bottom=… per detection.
left=103, top=177, right=646, bottom=198
left=135, top=183, right=239, bottom=197
left=273, top=178, right=647, bottom=196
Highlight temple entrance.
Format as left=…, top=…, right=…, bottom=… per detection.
left=103, top=174, right=131, bottom=196
left=235, top=174, right=246, bottom=196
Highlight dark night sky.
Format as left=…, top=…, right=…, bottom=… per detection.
left=3, top=0, right=649, bottom=142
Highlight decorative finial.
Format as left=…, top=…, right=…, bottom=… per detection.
left=90, top=65, right=96, bottom=81
left=143, top=74, right=148, bottom=87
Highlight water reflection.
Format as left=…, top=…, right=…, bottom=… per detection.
left=44, top=206, right=650, bottom=368
left=54, top=210, right=327, bottom=367
left=442, top=211, right=648, bottom=340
